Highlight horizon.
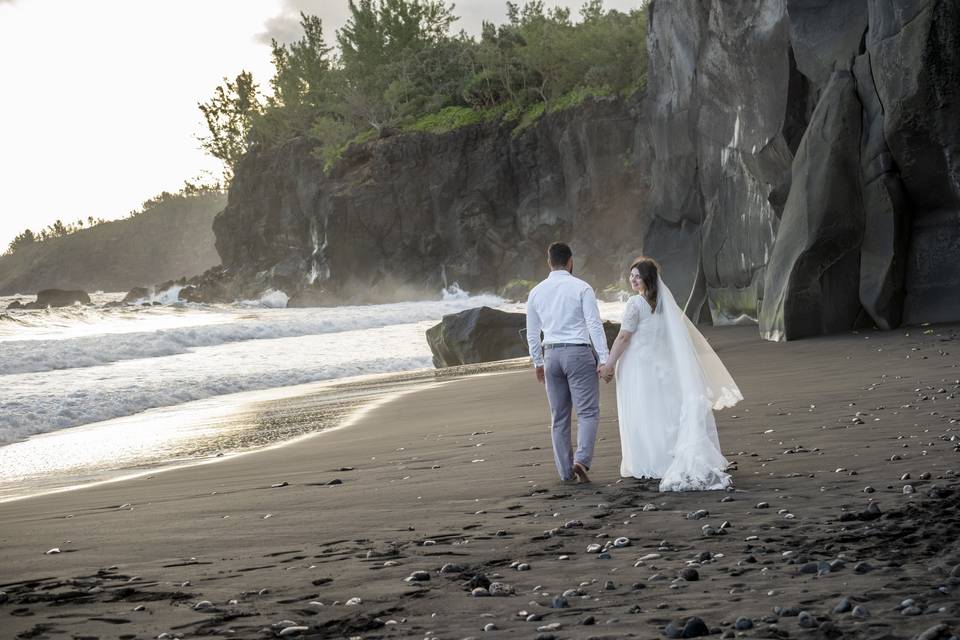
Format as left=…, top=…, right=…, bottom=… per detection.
left=0, top=0, right=642, bottom=253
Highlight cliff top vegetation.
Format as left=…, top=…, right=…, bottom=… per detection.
left=199, top=0, right=649, bottom=177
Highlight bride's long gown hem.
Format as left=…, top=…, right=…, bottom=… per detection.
left=615, top=283, right=742, bottom=492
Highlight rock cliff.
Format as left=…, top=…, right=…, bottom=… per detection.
left=644, top=0, right=960, bottom=339
left=206, top=97, right=649, bottom=305
left=206, top=0, right=959, bottom=340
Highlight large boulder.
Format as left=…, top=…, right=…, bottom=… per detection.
left=426, top=307, right=528, bottom=368
left=30, top=289, right=91, bottom=308
left=426, top=306, right=622, bottom=368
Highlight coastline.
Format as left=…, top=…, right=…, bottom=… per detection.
left=1, top=324, right=959, bottom=639
left=0, top=358, right=532, bottom=504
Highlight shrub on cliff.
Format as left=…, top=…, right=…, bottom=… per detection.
left=199, top=1, right=649, bottom=177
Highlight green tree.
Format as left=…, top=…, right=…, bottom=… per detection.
left=198, top=71, right=263, bottom=180
left=258, top=13, right=336, bottom=140
left=5, top=228, right=36, bottom=255
left=336, top=0, right=460, bottom=130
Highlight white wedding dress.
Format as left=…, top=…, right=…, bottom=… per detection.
left=615, top=278, right=742, bottom=491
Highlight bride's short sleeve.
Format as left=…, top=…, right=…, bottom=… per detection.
left=621, top=296, right=642, bottom=332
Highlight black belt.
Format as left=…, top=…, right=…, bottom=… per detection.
left=544, top=343, right=591, bottom=349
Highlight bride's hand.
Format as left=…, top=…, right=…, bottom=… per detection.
left=599, top=363, right=614, bottom=383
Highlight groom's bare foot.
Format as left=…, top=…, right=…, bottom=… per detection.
left=573, top=462, right=590, bottom=483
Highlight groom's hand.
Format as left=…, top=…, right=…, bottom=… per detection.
left=535, top=366, right=545, bottom=384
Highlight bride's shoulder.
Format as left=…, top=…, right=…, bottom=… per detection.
left=629, top=294, right=650, bottom=308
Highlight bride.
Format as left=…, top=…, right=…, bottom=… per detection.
left=599, top=257, right=743, bottom=491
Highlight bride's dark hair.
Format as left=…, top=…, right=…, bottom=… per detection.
left=628, top=257, right=660, bottom=311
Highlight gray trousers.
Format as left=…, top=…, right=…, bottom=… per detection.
left=543, top=345, right=600, bottom=480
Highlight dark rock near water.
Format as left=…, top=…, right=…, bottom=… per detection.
left=426, top=307, right=527, bottom=368
left=122, top=287, right=150, bottom=304
left=21, top=289, right=92, bottom=309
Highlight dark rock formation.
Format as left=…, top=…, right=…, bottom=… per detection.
left=427, top=307, right=622, bottom=368
left=202, top=96, right=649, bottom=306
left=760, top=71, right=866, bottom=340
left=20, top=289, right=91, bottom=309
left=122, top=287, right=150, bottom=304
left=426, top=307, right=528, bottom=368
left=643, top=0, right=960, bottom=338
left=0, top=192, right=224, bottom=296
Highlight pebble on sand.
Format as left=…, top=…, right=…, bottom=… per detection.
left=278, top=626, right=309, bottom=637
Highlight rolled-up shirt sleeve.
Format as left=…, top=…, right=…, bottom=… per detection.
left=581, top=286, right=609, bottom=364
left=526, top=293, right=544, bottom=367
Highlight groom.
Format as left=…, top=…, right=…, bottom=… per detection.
left=526, top=242, right=609, bottom=483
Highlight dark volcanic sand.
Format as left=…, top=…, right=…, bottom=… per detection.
left=1, top=324, right=959, bottom=640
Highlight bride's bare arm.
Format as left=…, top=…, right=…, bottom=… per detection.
left=600, top=329, right=634, bottom=381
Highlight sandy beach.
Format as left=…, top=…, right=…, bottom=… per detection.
left=2, top=324, right=959, bottom=640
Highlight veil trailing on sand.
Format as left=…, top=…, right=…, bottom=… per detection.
left=652, top=277, right=743, bottom=491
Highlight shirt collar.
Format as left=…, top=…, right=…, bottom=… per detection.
left=548, top=270, right=572, bottom=279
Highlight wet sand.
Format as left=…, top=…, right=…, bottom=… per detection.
left=1, top=324, right=958, bottom=640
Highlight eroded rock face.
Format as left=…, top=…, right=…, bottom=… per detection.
left=210, top=97, right=649, bottom=307
left=759, top=71, right=866, bottom=340
left=867, top=0, right=960, bottom=326
left=644, top=0, right=960, bottom=338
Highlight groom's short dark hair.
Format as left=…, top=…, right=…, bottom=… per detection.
left=548, top=242, right=573, bottom=267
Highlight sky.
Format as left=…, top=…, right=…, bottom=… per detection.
left=0, top=0, right=642, bottom=252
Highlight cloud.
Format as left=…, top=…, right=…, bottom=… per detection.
left=257, top=1, right=645, bottom=47
left=256, top=0, right=349, bottom=45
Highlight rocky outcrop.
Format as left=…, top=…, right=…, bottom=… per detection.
left=36, top=289, right=91, bottom=307
left=9, top=289, right=92, bottom=309
left=644, top=0, right=960, bottom=339
left=121, top=287, right=150, bottom=304
left=426, top=307, right=528, bottom=368
left=0, top=193, right=225, bottom=296
left=203, top=97, right=649, bottom=306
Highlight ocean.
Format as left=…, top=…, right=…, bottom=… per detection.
left=0, top=288, right=624, bottom=501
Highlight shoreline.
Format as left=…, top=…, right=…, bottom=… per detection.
left=1, top=324, right=958, bottom=639
left=0, top=359, right=531, bottom=504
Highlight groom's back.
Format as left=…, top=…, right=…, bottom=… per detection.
left=528, top=271, right=592, bottom=341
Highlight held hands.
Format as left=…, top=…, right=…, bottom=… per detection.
left=598, top=363, right=614, bottom=383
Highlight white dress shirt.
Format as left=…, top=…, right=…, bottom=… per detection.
left=525, top=270, right=609, bottom=367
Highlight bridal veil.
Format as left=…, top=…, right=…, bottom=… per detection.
left=652, top=277, right=742, bottom=491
